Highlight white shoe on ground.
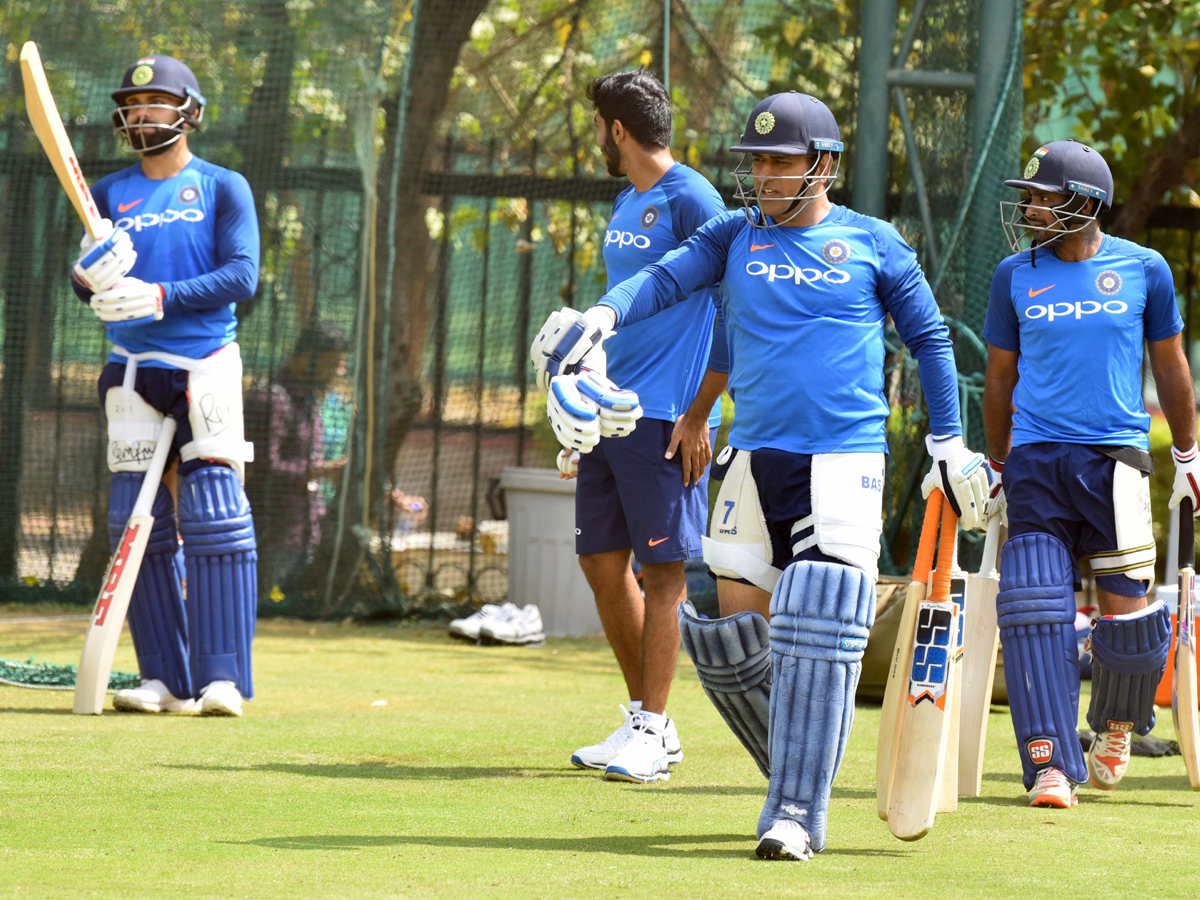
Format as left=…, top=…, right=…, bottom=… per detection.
left=604, top=713, right=674, bottom=783
left=1088, top=720, right=1133, bottom=790
left=571, top=705, right=637, bottom=770
left=199, top=680, right=243, bottom=717
left=756, top=819, right=814, bottom=861
left=479, top=604, right=545, bottom=645
left=1029, top=766, right=1078, bottom=808
left=112, top=679, right=198, bottom=714
left=448, top=603, right=515, bottom=641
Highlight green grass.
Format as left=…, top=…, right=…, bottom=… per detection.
left=2, top=609, right=1200, bottom=899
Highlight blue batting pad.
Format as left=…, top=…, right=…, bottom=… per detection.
left=1087, top=600, right=1171, bottom=735
left=758, top=561, right=875, bottom=852
left=678, top=600, right=771, bottom=777
left=997, top=532, right=1085, bottom=788
left=109, top=473, right=191, bottom=699
left=178, top=466, right=258, bottom=699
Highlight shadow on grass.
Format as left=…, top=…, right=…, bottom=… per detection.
left=169, top=762, right=586, bottom=780
left=227, top=832, right=906, bottom=859
left=0, top=707, right=74, bottom=715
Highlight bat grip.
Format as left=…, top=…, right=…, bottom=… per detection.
left=980, top=516, right=1001, bottom=576
left=130, top=417, right=177, bottom=518
left=931, top=493, right=958, bottom=602
left=913, top=488, right=942, bottom=583
left=1182, top=497, right=1195, bottom=572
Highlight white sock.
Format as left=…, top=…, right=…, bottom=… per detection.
left=639, top=710, right=668, bottom=731
left=629, top=700, right=642, bottom=713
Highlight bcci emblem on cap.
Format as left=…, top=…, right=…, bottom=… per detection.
left=821, top=239, right=850, bottom=265
left=754, top=111, right=775, bottom=135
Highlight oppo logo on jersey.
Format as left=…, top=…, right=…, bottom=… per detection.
left=745, top=260, right=851, bottom=285
left=605, top=229, right=652, bottom=250
left=1024, top=299, right=1129, bottom=322
left=116, top=208, right=206, bottom=233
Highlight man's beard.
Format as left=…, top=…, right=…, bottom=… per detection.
left=600, top=129, right=622, bottom=178
left=128, top=123, right=177, bottom=156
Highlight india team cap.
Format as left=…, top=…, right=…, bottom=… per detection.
left=112, top=54, right=207, bottom=108
left=1004, top=139, right=1113, bottom=210
left=730, top=91, right=844, bottom=156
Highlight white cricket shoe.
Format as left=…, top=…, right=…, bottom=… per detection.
left=448, top=603, right=515, bottom=641
left=756, top=818, right=814, bottom=861
left=571, top=705, right=637, bottom=770
left=1029, top=767, right=1078, bottom=808
left=199, top=680, right=243, bottom=717
left=479, top=604, right=545, bottom=645
left=112, top=679, right=198, bottom=714
left=1088, top=720, right=1133, bottom=790
left=604, top=713, right=675, bottom=783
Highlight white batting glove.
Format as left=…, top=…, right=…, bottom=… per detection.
left=983, top=456, right=1007, bottom=527
left=1170, top=445, right=1200, bottom=515
left=72, top=219, right=136, bottom=292
left=530, top=306, right=615, bottom=393
left=556, top=448, right=579, bottom=478
left=547, top=375, right=602, bottom=453
left=89, top=278, right=164, bottom=324
left=576, top=368, right=642, bottom=438
left=921, top=434, right=990, bottom=530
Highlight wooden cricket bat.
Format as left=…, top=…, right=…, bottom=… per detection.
left=1173, top=498, right=1200, bottom=789
left=73, top=418, right=177, bottom=715
left=957, top=516, right=1003, bottom=797
left=936, top=566, right=968, bottom=814
left=887, top=493, right=958, bottom=841
left=20, top=41, right=104, bottom=240
left=877, top=491, right=942, bottom=820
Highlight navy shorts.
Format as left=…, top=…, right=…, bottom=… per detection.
left=711, top=447, right=842, bottom=573
left=575, top=418, right=715, bottom=564
left=98, top=362, right=214, bottom=478
left=1005, top=442, right=1147, bottom=597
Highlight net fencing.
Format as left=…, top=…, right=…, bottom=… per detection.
left=0, top=0, right=1019, bottom=618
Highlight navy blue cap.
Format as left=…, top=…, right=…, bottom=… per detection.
left=730, top=92, right=843, bottom=156
left=1005, top=139, right=1112, bottom=209
left=112, top=55, right=206, bottom=108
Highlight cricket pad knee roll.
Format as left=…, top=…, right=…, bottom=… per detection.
left=997, top=532, right=1085, bottom=788
left=179, top=466, right=258, bottom=699
left=758, top=561, right=875, bottom=853
left=1087, top=600, right=1171, bottom=735
left=678, top=600, right=771, bottom=778
left=109, top=473, right=191, bottom=699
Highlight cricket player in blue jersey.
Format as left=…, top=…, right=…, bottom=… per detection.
left=533, top=71, right=729, bottom=784
left=70, top=55, right=260, bottom=716
left=533, top=91, right=990, bottom=860
left=982, top=140, right=1197, bottom=807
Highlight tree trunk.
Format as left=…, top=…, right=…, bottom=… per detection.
left=1110, top=103, right=1200, bottom=239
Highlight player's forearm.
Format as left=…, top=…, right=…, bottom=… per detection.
left=1153, top=350, right=1197, bottom=452
left=684, top=368, right=728, bottom=422
left=909, top=339, right=961, bottom=437
left=982, top=376, right=1016, bottom=462
left=598, top=262, right=688, bottom=328
left=163, top=256, right=258, bottom=310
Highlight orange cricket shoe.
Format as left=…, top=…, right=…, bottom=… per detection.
left=1029, top=767, right=1079, bottom=808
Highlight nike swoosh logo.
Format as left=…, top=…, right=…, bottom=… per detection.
left=648, top=537, right=669, bottom=547
left=117, top=199, right=143, bottom=213
left=1028, top=285, right=1055, bottom=297
left=750, top=243, right=775, bottom=252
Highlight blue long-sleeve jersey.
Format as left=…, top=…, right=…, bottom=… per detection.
left=602, top=163, right=727, bottom=427
left=597, top=205, right=961, bottom=455
left=72, top=156, right=260, bottom=367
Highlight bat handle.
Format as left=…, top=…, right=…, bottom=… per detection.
left=980, top=516, right=1001, bottom=576
left=913, top=488, right=942, bottom=583
left=932, top=493, right=957, bottom=602
left=1182, top=497, right=1195, bottom=572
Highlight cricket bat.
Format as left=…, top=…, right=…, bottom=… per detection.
left=1173, top=498, right=1200, bottom=789
left=936, top=564, right=968, bottom=814
left=957, top=516, right=1003, bottom=797
left=877, top=490, right=942, bottom=820
left=887, top=492, right=958, bottom=841
left=20, top=41, right=104, bottom=240
left=73, top=417, right=177, bottom=715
